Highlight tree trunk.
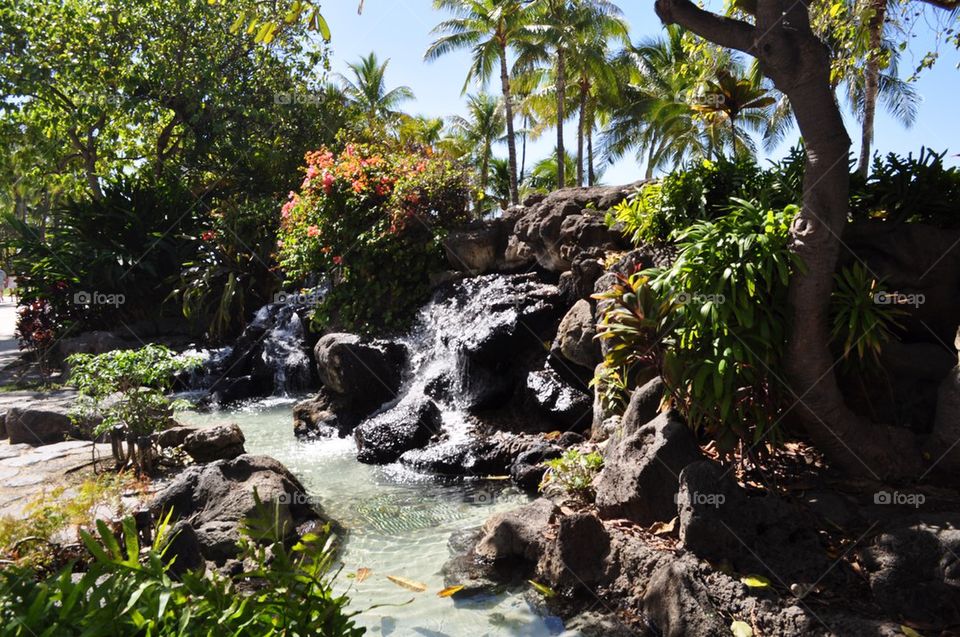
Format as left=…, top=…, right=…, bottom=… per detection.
left=521, top=114, right=528, bottom=183
left=587, top=117, right=596, bottom=186
left=856, top=0, right=887, bottom=178
left=499, top=44, right=520, bottom=205
left=555, top=48, right=566, bottom=189
left=655, top=0, right=924, bottom=479
left=577, top=78, right=587, bottom=187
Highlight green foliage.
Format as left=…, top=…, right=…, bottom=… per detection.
left=0, top=509, right=364, bottom=636
left=850, top=148, right=960, bottom=227
left=540, top=449, right=604, bottom=497
left=830, top=262, right=903, bottom=373
left=278, top=143, right=469, bottom=333
left=607, top=153, right=803, bottom=245
left=68, top=345, right=198, bottom=438
left=599, top=200, right=800, bottom=449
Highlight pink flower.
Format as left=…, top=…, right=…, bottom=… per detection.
left=281, top=200, right=295, bottom=218
left=332, top=255, right=343, bottom=265
left=307, top=225, right=320, bottom=237
left=322, top=171, right=334, bottom=195
left=305, top=165, right=319, bottom=179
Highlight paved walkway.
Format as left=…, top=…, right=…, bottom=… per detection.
left=0, top=298, right=20, bottom=372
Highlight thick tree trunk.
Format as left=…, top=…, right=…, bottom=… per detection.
left=856, top=0, right=886, bottom=178
left=577, top=79, right=588, bottom=187
left=499, top=45, right=520, bottom=204
left=555, top=48, right=566, bottom=189
left=656, top=0, right=924, bottom=479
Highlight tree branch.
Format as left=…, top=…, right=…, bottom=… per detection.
left=654, top=0, right=757, bottom=54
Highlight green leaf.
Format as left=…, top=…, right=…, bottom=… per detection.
left=730, top=620, right=754, bottom=637
left=740, top=574, right=772, bottom=588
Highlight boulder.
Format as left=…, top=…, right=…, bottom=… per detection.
left=475, top=498, right=559, bottom=569
left=551, top=300, right=601, bottom=370
left=150, top=454, right=326, bottom=563
left=509, top=443, right=563, bottom=491
left=292, top=390, right=359, bottom=438
left=558, top=253, right=606, bottom=303
left=643, top=557, right=729, bottom=637
left=525, top=368, right=593, bottom=432
left=621, top=376, right=665, bottom=433
left=860, top=514, right=960, bottom=626
left=183, top=424, right=246, bottom=463
left=539, top=512, right=611, bottom=590
left=443, top=220, right=509, bottom=274
left=165, top=520, right=206, bottom=576
left=595, top=410, right=701, bottom=525
left=208, top=375, right=258, bottom=405
left=313, top=333, right=404, bottom=411
left=678, top=461, right=835, bottom=585
left=5, top=406, right=74, bottom=446
left=354, top=399, right=443, bottom=464
left=54, top=331, right=131, bottom=370
left=156, top=424, right=199, bottom=449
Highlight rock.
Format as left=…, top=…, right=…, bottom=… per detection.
left=183, top=424, right=246, bottom=463
left=539, top=512, right=611, bottom=590
left=150, top=454, right=326, bottom=563
left=354, top=399, right=443, bottom=464
left=551, top=300, right=601, bottom=370
left=643, top=557, right=729, bottom=637
left=509, top=443, right=562, bottom=491
left=860, top=514, right=960, bottom=626
left=6, top=407, right=73, bottom=446
left=621, top=376, right=665, bottom=433
left=313, top=333, right=404, bottom=411
left=925, top=365, right=960, bottom=473
left=54, top=331, right=131, bottom=370
left=208, top=375, right=258, bottom=405
left=443, top=220, right=509, bottom=274
left=475, top=498, right=559, bottom=570
left=156, top=425, right=198, bottom=449
left=165, top=520, right=206, bottom=576
left=525, top=368, right=593, bottom=432
left=677, top=461, right=835, bottom=585
left=292, top=390, right=358, bottom=438
left=563, top=612, right=642, bottom=637
left=595, top=410, right=701, bottom=525
left=559, top=254, right=606, bottom=303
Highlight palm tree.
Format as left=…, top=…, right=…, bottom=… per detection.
left=519, top=0, right=623, bottom=189
left=426, top=0, right=533, bottom=205
left=337, top=52, right=414, bottom=129
left=692, top=69, right=776, bottom=157
left=397, top=115, right=445, bottom=148
left=449, top=93, right=506, bottom=209
left=524, top=150, right=578, bottom=195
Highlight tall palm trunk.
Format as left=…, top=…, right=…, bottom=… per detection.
left=576, top=77, right=588, bottom=187
left=479, top=143, right=490, bottom=217
left=587, top=118, right=596, bottom=186
left=555, top=48, right=566, bottom=189
left=521, top=113, right=529, bottom=182
left=499, top=42, right=520, bottom=204
left=856, top=0, right=887, bottom=178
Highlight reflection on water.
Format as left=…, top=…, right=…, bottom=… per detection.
left=179, top=398, right=573, bottom=636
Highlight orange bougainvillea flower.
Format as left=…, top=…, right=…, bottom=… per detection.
left=307, top=225, right=320, bottom=237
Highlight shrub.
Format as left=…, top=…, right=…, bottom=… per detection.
left=830, top=262, right=903, bottom=374
left=540, top=449, right=604, bottom=497
left=0, top=510, right=364, bottom=636
left=277, top=143, right=469, bottom=333
left=850, top=147, right=960, bottom=227
left=68, top=345, right=199, bottom=474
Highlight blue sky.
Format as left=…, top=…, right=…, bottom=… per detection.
left=317, top=1, right=959, bottom=185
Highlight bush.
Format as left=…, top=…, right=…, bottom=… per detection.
left=850, top=147, right=960, bottom=227
left=68, top=345, right=198, bottom=474
left=0, top=509, right=364, bottom=636
left=277, top=143, right=469, bottom=333
left=540, top=449, right=604, bottom=497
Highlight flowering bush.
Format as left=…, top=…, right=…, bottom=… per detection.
left=277, top=143, right=469, bottom=332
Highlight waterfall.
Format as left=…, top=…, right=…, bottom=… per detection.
left=257, top=302, right=312, bottom=395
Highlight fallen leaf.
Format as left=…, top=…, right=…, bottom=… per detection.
left=437, top=585, right=465, bottom=598
left=355, top=567, right=372, bottom=583
left=543, top=431, right=562, bottom=441
left=730, top=620, right=754, bottom=637
left=651, top=517, right=677, bottom=536
left=739, top=574, right=772, bottom=589
left=386, top=575, right=427, bottom=593
left=900, top=627, right=923, bottom=637
left=528, top=580, right=556, bottom=598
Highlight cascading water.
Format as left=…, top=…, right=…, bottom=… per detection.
left=253, top=302, right=313, bottom=395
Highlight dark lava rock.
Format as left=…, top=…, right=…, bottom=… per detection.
left=6, top=405, right=74, bottom=446
left=208, top=375, right=258, bottom=405
left=539, top=512, right=611, bottom=591
left=165, top=520, right=206, bottom=576
left=156, top=424, right=199, bottom=449
left=509, top=443, right=563, bottom=491
left=151, top=454, right=326, bottom=563
left=314, top=333, right=405, bottom=412
left=678, top=461, right=836, bottom=585
left=183, top=424, right=246, bottom=463
left=474, top=498, right=559, bottom=581
left=292, top=390, right=359, bottom=438
left=860, top=514, right=960, bottom=626
left=643, top=556, right=729, bottom=637
left=621, top=376, right=666, bottom=434
left=594, top=410, right=701, bottom=525
left=354, top=399, right=443, bottom=464
left=525, top=367, right=593, bottom=432
left=551, top=299, right=601, bottom=371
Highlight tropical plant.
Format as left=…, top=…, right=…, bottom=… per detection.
left=68, top=345, right=199, bottom=474
left=338, top=52, right=415, bottom=131
left=691, top=69, right=777, bottom=157
left=277, top=143, right=470, bottom=333
left=448, top=93, right=506, bottom=211
left=0, top=510, right=364, bottom=636
left=522, top=151, right=578, bottom=194
left=830, top=262, right=903, bottom=373
left=540, top=449, right=604, bottom=497
left=426, top=0, right=534, bottom=204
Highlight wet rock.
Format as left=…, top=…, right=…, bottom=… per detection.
left=314, top=333, right=404, bottom=412
left=595, top=410, right=701, bottom=525
left=509, top=443, right=563, bottom=491
left=559, top=254, right=606, bottom=303
left=551, top=300, right=601, bottom=371
left=860, top=514, right=960, bottom=626
left=151, top=454, right=326, bottom=563
left=525, top=367, right=593, bottom=432
left=183, top=424, right=246, bottom=463
left=678, top=461, right=835, bottom=585
left=354, top=399, right=443, bottom=464
left=208, top=375, right=257, bottom=405
left=292, top=390, right=358, bottom=438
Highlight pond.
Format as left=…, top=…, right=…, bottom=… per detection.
left=180, top=397, right=571, bottom=637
